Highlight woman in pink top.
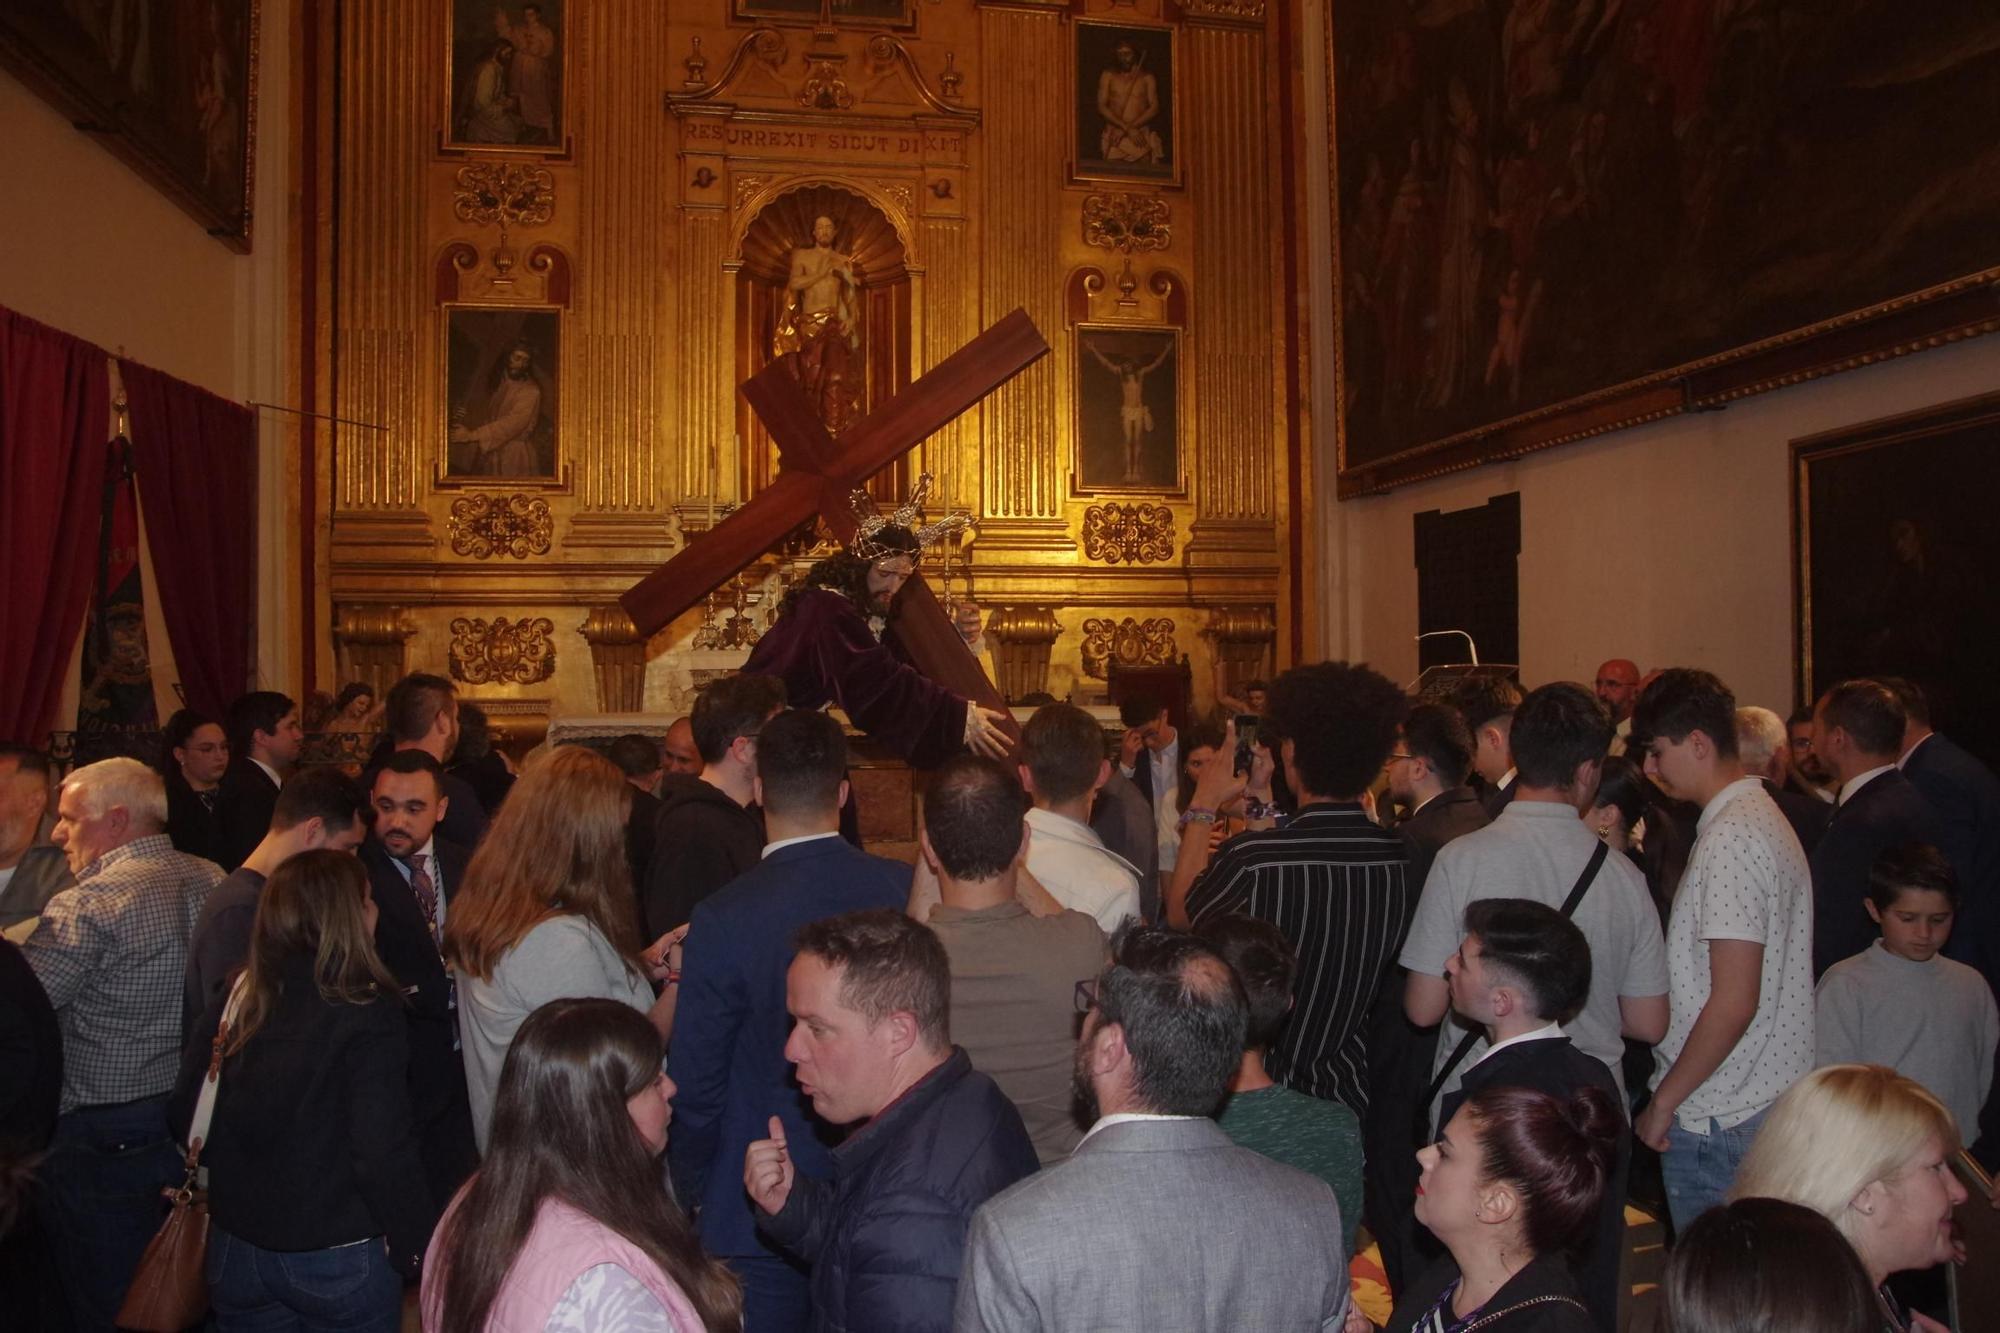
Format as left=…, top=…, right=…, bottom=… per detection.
left=422, top=998, right=742, bottom=1332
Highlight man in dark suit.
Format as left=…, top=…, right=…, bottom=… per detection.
left=1371, top=701, right=1490, bottom=1291
left=1735, top=705, right=1831, bottom=855
left=215, top=691, right=302, bottom=871
left=1453, top=676, right=1524, bottom=819
left=361, top=750, right=478, bottom=1205
left=1885, top=680, right=2000, bottom=966
left=1441, top=898, right=1625, bottom=1331
left=607, top=732, right=665, bottom=925
left=364, top=673, right=488, bottom=850
left=1809, top=680, right=1948, bottom=977
left=667, top=709, right=912, bottom=1332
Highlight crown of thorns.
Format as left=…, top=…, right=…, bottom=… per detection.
left=848, top=473, right=973, bottom=562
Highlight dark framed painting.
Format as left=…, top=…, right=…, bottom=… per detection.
left=0, top=0, right=258, bottom=249
left=1075, top=325, right=1181, bottom=494
left=732, top=0, right=917, bottom=27
left=1073, top=20, right=1177, bottom=186
left=443, top=306, right=563, bottom=485
left=1332, top=4, right=2000, bottom=495
left=447, top=0, right=565, bottom=151
left=1793, top=391, right=2000, bottom=771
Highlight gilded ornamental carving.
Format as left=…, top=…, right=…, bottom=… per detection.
left=449, top=616, right=557, bottom=686
left=1082, top=193, right=1171, bottom=256
left=1082, top=502, right=1175, bottom=564
left=452, top=161, right=555, bottom=231
left=1080, top=616, right=1178, bottom=680
left=447, top=493, right=554, bottom=559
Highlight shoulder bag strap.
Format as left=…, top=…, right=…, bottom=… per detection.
left=1418, top=840, right=1613, bottom=1130
left=187, top=973, right=250, bottom=1184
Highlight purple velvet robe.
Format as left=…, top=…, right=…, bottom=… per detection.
left=742, top=587, right=968, bottom=769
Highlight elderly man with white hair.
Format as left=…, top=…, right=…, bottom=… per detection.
left=1736, top=705, right=1831, bottom=855
left=24, top=756, right=225, bottom=1332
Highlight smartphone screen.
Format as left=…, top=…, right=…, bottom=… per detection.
left=1234, top=713, right=1260, bottom=775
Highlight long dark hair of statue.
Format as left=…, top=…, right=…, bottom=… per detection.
left=429, top=998, right=742, bottom=1333
left=783, top=523, right=922, bottom=619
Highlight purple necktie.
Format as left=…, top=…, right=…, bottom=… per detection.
left=406, top=852, right=459, bottom=1048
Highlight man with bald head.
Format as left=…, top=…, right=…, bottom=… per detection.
left=1596, top=659, right=1641, bottom=756
left=662, top=715, right=701, bottom=776
left=958, top=924, right=1350, bottom=1330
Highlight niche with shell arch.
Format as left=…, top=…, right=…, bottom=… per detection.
left=736, top=182, right=913, bottom=498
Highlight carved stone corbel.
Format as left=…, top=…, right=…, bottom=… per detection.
left=1203, top=605, right=1278, bottom=698
left=579, top=606, right=647, bottom=713
left=986, top=607, right=1062, bottom=704
left=333, top=605, right=418, bottom=699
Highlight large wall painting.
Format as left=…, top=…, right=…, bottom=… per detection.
left=0, top=0, right=258, bottom=248
left=449, top=0, right=564, bottom=150
left=1333, top=3, right=2000, bottom=493
left=444, top=306, right=563, bottom=484
left=1794, top=392, right=2000, bottom=773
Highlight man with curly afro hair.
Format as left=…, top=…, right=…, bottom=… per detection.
left=1171, top=662, right=1413, bottom=1124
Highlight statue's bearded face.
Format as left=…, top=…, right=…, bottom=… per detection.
left=813, top=216, right=836, bottom=246
left=1115, top=43, right=1137, bottom=70
left=865, top=556, right=915, bottom=616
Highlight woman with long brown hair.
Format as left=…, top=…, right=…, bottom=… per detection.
left=422, top=998, right=741, bottom=1332
left=173, top=849, right=435, bottom=1332
left=443, top=745, right=673, bottom=1149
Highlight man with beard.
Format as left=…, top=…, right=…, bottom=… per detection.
left=955, top=925, right=1350, bottom=1331
left=450, top=340, right=544, bottom=476
left=741, top=479, right=1010, bottom=769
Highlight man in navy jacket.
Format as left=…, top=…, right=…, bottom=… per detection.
left=1886, top=679, right=2000, bottom=991
left=667, top=709, right=912, bottom=1331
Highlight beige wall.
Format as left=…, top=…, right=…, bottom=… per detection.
left=1318, top=334, right=2000, bottom=714
left=0, top=3, right=298, bottom=695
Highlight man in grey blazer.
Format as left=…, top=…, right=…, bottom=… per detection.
left=954, top=925, right=1350, bottom=1331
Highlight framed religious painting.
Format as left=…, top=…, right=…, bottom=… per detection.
left=0, top=0, right=258, bottom=249
left=1072, top=20, right=1178, bottom=187
left=1793, top=391, right=2000, bottom=772
left=446, top=0, right=566, bottom=152
left=1074, top=325, right=1183, bottom=494
left=732, top=0, right=918, bottom=28
left=441, top=305, right=565, bottom=486
left=1331, top=4, right=2000, bottom=495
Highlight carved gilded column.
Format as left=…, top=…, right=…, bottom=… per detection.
left=918, top=211, right=977, bottom=523
left=987, top=606, right=1063, bottom=703
left=333, top=605, right=418, bottom=697
left=332, top=4, right=437, bottom=534
left=1203, top=605, right=1277, bottom=697
left=579, top=606, right=647, bottom=713
left=674, top=181, right=734, bottom=507
left=977, top=4, right=1068, bottom=543
left=570, top=0, right=671, bottom=530
left=1184, top=10, right=1279, bottom=558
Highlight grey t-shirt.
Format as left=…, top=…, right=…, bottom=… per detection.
left=1401, top=801, right=1668, bottom=1112
left=1818, top=941, right=1999, bottom=1140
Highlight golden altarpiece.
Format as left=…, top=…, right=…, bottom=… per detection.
left=316, top=0, right=1290, bottom=754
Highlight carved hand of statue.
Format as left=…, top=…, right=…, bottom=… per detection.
left=964, top=705, right=1011, bottom=761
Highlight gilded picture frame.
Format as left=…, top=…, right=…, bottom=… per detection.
left=1792, top=390, right=2000, bottom=770
left=0, top=0, right=258, bottom=250
left=1071, top=19, right=1179, bottom=188
left=445, top=0, right=568, bottom=155
left=439, top=304, right=568, bottom=489
left=1331, top=5, right=2000, bottom=496
left=731, top=0, right=918, bottom=29
left=1073, top=324, right=1184, bottom=496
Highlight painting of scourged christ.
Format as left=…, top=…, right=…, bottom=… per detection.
left=449, top=0, right=563, bottom=149
left=0, top=0, right=256, bottom=247
left=1332, top=1, right=2000, bottom=476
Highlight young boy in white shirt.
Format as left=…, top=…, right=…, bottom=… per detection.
left=1817, top=841, right=1998, bottom=1140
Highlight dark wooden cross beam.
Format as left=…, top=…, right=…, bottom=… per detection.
left=619, top=308, right=1050, bottom=739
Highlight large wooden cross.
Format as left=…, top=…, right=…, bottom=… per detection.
left=619, top=308, right=1050, bottom=744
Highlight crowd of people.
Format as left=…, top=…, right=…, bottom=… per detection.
left=2, top=639, right=1997, bottom=1333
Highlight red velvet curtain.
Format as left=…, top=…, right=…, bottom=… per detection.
left=120, top=357, right=256, bottom=721
left=0, top=307, right=111, bottom=745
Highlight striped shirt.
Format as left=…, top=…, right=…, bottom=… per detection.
left=1187, top=805, right=1409, bottom=1113
left=24, top=834, right=223, bottom=1113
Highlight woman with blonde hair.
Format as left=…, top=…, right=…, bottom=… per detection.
left=1730, top=1063, right=1968, bottom=1332
left=173, top=849, right=435, bottom=1332
left=444, top=745, right=674, bottom=1149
